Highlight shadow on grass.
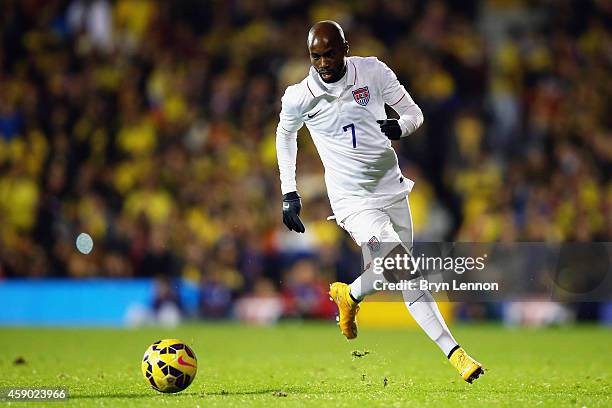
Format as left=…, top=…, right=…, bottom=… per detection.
left=71, top=386, right=354, bottom=399
left=207, top=388, right=293, bottom=396
left=206, top=386, right=354, bottom=396
left=69, top=392, right=198, bottom=399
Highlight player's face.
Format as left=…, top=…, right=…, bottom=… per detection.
left=309, top=40, right=347, bottom=83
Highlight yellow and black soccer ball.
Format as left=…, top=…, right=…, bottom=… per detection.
left=141, top=339, right=197, bottom=393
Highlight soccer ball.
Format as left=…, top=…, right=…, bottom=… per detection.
left=141, top=339, right=198, bottom=393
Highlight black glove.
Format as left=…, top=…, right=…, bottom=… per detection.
left=282, top=191, right=305, bottom=233
left=376, top=119, right=402, bottom=140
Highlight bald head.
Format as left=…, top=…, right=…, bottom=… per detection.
left=307, top=21, right=349, bottom=83
left=307, top=20, right=346, bottom=48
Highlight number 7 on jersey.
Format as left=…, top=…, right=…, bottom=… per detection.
left=342, top=123, right=357, bottom=148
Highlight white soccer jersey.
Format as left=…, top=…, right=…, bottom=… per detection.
left=276, top=56, right=424, bottom=223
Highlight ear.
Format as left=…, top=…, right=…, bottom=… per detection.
left=344, top=41, right=349, bottom=56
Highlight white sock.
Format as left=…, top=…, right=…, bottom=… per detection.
left=350, top=242, right=400, bottom=301
left=349, top=272, right=388, bottom=301
left=349, top=278, right=363, bottom=301
left=402, top=287, right=458, bottom=357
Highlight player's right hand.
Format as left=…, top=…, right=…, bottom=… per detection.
left=282, top=191, right=305, bottom=233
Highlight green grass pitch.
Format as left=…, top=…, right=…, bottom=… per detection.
left=0, top=323, right=610, bottom=407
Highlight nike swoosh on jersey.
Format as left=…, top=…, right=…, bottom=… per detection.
left=307, top=109, right=321, bottom=119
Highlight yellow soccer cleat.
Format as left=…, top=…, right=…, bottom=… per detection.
left=328, top=282, right=360, bottom=340
left=448, top=347, right=484, bottom=383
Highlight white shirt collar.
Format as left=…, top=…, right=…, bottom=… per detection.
left=307, top=59, right=357, bottom=98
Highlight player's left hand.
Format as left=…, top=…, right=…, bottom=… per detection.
left=376, top=119, right=402, bottom=140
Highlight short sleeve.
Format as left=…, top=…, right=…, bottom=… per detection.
left=278, top=88, right=304, bottom=133
left=376, top=59, right=408, bottom=107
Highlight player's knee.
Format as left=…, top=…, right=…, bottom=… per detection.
left=381, top=244, right=421, bottom=283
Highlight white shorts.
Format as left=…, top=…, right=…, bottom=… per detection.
left=338, top=196, right=413, bottom=256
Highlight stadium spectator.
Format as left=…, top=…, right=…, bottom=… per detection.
left=0, top=1, right=609, bottom=320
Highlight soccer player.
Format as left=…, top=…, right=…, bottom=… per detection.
left=275, top=21, right=483, bottom=383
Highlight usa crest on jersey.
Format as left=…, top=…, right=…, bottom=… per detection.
left=367, top=235, right=380, bottom=252
left=352, top=86, right=370, bottom=106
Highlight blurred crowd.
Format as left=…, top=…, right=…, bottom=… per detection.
left=0, top=0, right=610, bottom=319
